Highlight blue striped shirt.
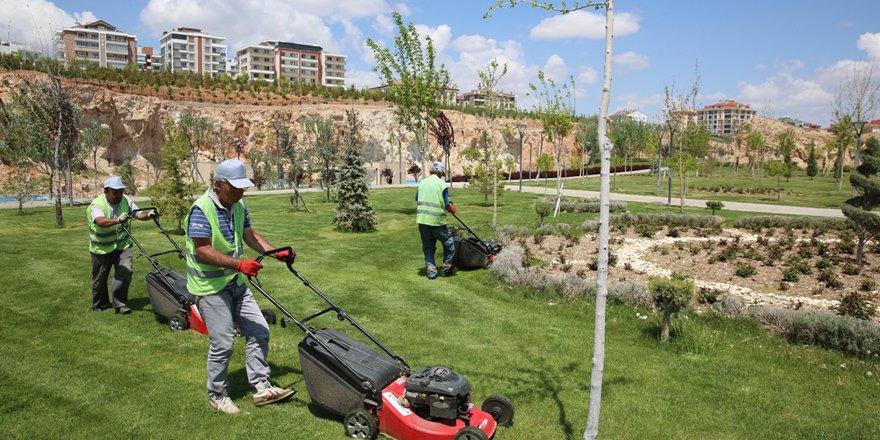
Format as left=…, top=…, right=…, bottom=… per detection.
left=187, top=193, right=251, bottom=242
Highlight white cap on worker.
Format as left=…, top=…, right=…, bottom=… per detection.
left=431, top=162, right=445, bottom=173
left=214, top=159, right=254, bottom=189
left=103, top=176, right=125, bottom=189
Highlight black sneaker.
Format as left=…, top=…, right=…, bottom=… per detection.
left=441, top=266, right=458, bottom=276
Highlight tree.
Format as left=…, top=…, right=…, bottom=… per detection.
left=668, top=151, right=698, bottom=211
left=806, top=141, right=818, bottom=180
left=843, top=136, right=880, bottom=264
left=649, top=273, right=695, bottom=343
left=833, top=60, right=879, bottom=194
left=776, top=128, right=795, bottom=181
left=300, top=116, right=338, bottom=202
left=576, top=115, right=599, bottom=178
left=116, top=152, right=137, bottom=195
left=536, top=153, right=555, bottom=188
left=831, top=115, right=854, bottom=190
left=478, top=59, right=509, bottom=226
left=746, top=130, right=764, bottom=180
left=150, top=118, right=200, bottom=232
left=367, top=12, right=450, bottom=179
left=462, top=130, right=505, bottom=205
left=80, top=124, right=111, bottom=194
left=429, top=111, right=455, bottom=177
left=530, top=70, right=575, bottom=216
left=764, top=160, right=787, bottom=201
left=705, top=200, right=724, bottom=216
left=270, top=117, right=292, bottom=188
left=1, top=168, right=47, bottom=214
left=177, top=109, right=213, bottom=183
left=487, top=3, right=615, bottom=437
left=333, top=109, right=377, bottom=232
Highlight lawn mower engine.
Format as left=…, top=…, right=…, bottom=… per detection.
left=404, top=367, right=472, bottom=422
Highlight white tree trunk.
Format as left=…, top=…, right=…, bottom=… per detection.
left=584, top=2, right=613, bottom=439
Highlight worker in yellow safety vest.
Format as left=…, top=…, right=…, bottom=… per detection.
left=416, top=162, right=458, bottom=279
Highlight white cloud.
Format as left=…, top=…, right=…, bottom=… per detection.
left=413, top=23, right=452, bottom=54
left=140, top=0, right=390, bottom=53
left=542, top=54, right=570, bottom=83
left=614, top=51, right=650, bottom=70
left=393, top=2, right=411, bottom=16
left=530, top=11, right=639, bottom=40
left=578, top=66, right=598, bottom=86
left=738, top=70, right=834, bottom=124
left=373, top=14, right=395, bottom=36
left=0, top=0, right=84, bottom=53
left=613, top=92, right=664, bottom=117
left=346, top=69, right=380, bottom=88
left=857, top=32, right=880, bottom=60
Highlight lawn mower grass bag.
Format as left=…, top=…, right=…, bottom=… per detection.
left=145, top=268, right=203, bottom=331
left=298, top=328, right=402, bottom=417
left=452, top=235, right=502, bottom=270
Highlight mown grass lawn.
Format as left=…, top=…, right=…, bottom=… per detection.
left=0, top=187, right=877, bottom=439
left=527, top=166, right=855, bottom=210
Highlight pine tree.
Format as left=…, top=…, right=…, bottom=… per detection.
left=806, top=141, right=818, bottom=180
left=843, top=136, right=880, bottom=264
left=333, top=110, right=377, bottom=232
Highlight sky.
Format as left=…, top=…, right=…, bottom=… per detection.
left=2, top=0, right=880, bottom=127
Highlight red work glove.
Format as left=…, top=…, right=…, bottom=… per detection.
left=237, top=259, right=263, bottom=277
left=445, top=203, right=457, bottom=214
left=274, top=249, right=295, bottom=263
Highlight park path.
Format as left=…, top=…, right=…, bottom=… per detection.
left=1, top=176, right=843, bottom=218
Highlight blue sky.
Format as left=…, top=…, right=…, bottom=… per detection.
left=3, top=0, right=879, bottom=126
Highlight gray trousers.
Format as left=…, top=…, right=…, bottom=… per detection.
left=199, top=280, right=271, bottom=398
left=90, top=248, right=133, bottom=310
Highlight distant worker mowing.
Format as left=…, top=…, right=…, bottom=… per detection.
left=416, top=162, right=458, bottom=279
left=87, top=176, right=155, bottom=314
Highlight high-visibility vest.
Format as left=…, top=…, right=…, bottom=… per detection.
left=416, top=175, right=449, bottom=226
left=87, top=194, right=131, bottom=254
left=184, top=190, right=245, bottom=295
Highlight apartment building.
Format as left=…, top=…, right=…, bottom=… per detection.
left=457, top=90, right=517, bottom=111
left=235, top=40, right=346, bottom=86
left=136, top=46, right=161, bottom=71
left=609, top=109, right=648, bottom=124
left=0, top=41, right=41, bottom=61
left=54, top=20, right=136, bottom=69
left=697, top=100, right=756, bottom=135
left=159, top=28, right=227, bottom=76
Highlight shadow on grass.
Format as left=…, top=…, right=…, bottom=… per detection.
left=226, top=360, right=304, bottom=400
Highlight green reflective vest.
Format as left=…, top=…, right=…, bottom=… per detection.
left=87, top=194, right=131, bottom=254
left=184, top=190, right=245, bottom=296
left=416, top=175, right=449, bottom=226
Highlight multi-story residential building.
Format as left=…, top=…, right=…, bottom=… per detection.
left=456, top=90, right=517, bottom=111
left=136, top=46, right=161, bottom=71
left=0, top=40, right=42, bottom=61
left=159, top=27, right=227, bottom=76
left=54, top=20, right=136, bottom=69
left=234, top=40, right=346, bottom=86
left=609, top=109, right=648, bottom=124
left=697, top=100, right=756, bottom=135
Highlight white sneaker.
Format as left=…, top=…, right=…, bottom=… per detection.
left=209, top=395, right=241, bottom=415
left=253, top=381, right=296, bottom=406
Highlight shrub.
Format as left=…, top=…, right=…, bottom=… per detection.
left=537, top=196, right=627, bottom=214
left=782, top=268, right=800, bottom=282
left=836, top=291, right=877, bottom=320
left=494, top=224, right=530, bottom=245
left=816, top=258, right=831, bottom=269
left=749, top=306, right=880, bottom=357
left=818, top=268, right=843, bottom=289
left=733, top=216, right=852, bottom=232
left=697, top=287, right=721, bottom=304
left=842, top=263, right=861, bottom=276
left=860, top=278, right=877, bottom=292
left=705, top=200, right=724, bottom=216
left=735, top=263, right=757, bottom=278
left=635, top=223, right=658, bottom=238
left=649, top=273, right=695, bottom=343
left=666, top=227, right=681, bottom=238
left=712, top=294, right=748, bottom=318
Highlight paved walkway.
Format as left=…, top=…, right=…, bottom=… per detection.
left=1, top=178, right=842, bottom=218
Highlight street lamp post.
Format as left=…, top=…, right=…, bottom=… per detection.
left=516, top=122, right=526, bottom=192
left=852, top=120, right=868, bottom=197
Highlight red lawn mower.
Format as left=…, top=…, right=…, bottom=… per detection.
left=248, top=247, right=514, bottom=440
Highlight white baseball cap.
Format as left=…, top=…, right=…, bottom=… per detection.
left=214, top=159, right=254, bottom=189
left=103, top=176, right=125, bottom=189
left=431, top=162, right=445, bottom=173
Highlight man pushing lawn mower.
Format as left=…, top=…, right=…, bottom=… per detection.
left=184, top=159, right=295, bottom=415
left=416, top=162, right=458, bottom=279
left=88, top=176, right=155, bottom=314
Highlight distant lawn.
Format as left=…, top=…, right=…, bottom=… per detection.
left=0, top=188, right=877, bottom=439
left=526, top=165, right=854, bottom=209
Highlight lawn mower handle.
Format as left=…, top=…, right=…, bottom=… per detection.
left=450, top=211, right=484, bottom=243
left=129, top=207, right=158, bottom=222
left=255, top=246, right=295, bottom=264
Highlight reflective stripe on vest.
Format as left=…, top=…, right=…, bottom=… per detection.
left=184, top=190, right=245, bottom=295
left=87, top=194, right=131, bottom=254
left=416, top=175, right=448, bottom=226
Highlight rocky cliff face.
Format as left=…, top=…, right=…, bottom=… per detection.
left=0, top=71, right=847, bottom=196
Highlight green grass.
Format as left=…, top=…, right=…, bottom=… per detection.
left=528, top=166, right=854, bottom=209
left=1, top=188, right=878, bottom=439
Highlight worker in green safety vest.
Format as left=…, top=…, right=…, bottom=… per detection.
left=87, top=176, right=154, bottom=314
left=416, top=162, right=458, bottom=279
left=184, top=159, right=295, bottom=415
